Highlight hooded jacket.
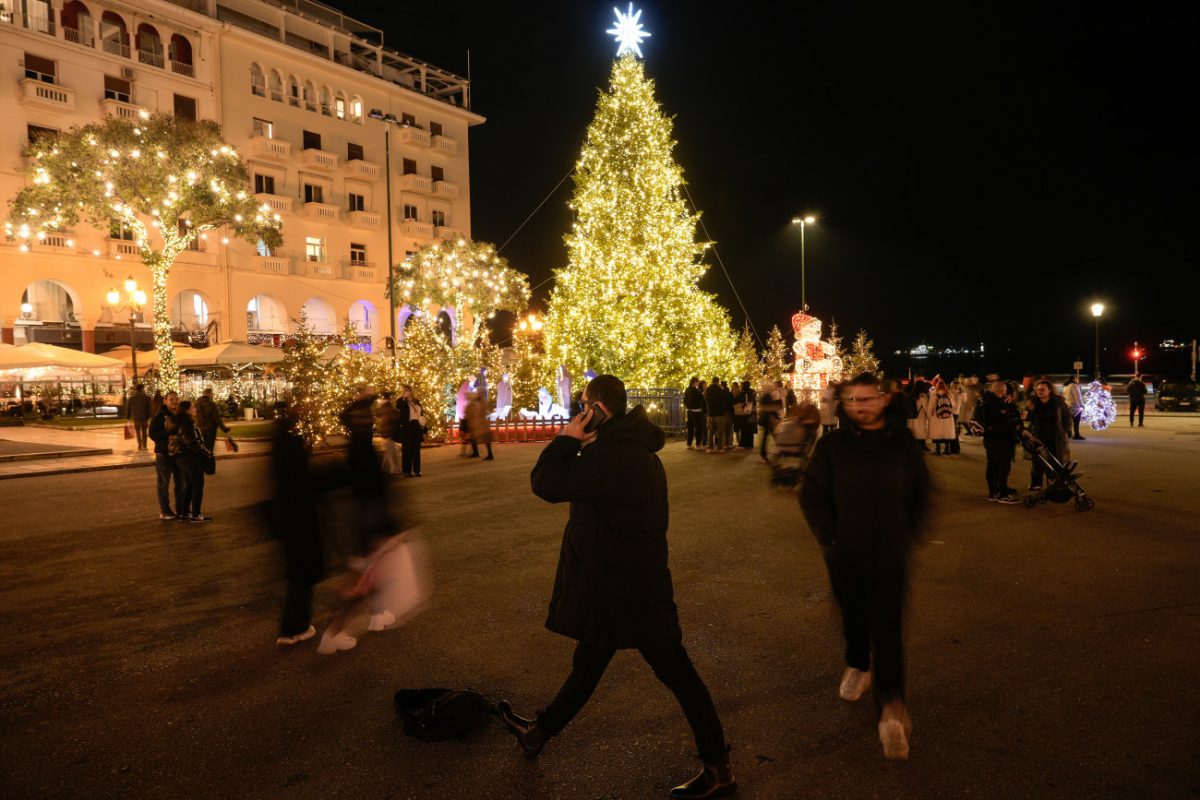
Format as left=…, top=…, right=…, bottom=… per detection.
left=530, top=405, right=681, bottom=648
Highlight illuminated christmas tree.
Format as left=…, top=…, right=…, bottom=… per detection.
left=319, top=322, right=376, bottom=437
left=5, top=113, right=282, bottom=391
left=543, top=55, right=737, bottom=389
left=1081, top=380, right=1116, bottom=431
left=733, top=323, right=759, bottom=384
left=509, top=326, right=551, bottom=414
left=393, top=314, right=454, bottom=439
left=842, top=329, right=881, bottom=378
left=758, top=325, right=790, bottom=386
left=280, top=313, right=330, bottom=446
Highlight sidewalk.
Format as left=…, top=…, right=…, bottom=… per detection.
left=0, top=424, right=270, bottom=480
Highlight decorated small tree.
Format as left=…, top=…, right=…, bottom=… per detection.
left=843, top=329, right=881, bottom=378
left=1081, top=381, right=1117, bottom=431
left=733, top=323, right=759, bottom=385
left=827, top=320, right=845, bottom=365
left=279, top=314, right=330, bottom=446
left=393, top=315, right=454, bottom=440
left=758, top=325, right=789, bottom=386
left=509, top=327, right=550, bottom=414
left=5, top=113, right=282, bottom=391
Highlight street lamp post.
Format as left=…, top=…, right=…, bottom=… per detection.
left=368, top=109, right=399, bottom=359
left=791, top=215, right=816, bottom=312
left=1090, top=303, right=1104, bottom=379
left=107, top=276, right=147, bottom=379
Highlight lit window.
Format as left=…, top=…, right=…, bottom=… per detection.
left=350, top=243, right=367, bottom=266
left=255, top=239, right=272, bottom=257
left=305, top=236, right=325, bottom=262
left=335, top=98, right=346, bottom=120
left=252, top=117, right=273, bottom=139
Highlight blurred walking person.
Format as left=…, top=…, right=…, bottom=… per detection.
left=738, top=380, right=757, bottom=449
left=979, top=381, right=1020, bottom=503
left=465, top=389, right=494, bottom=460
left=1062, top=376, right=1085, bottom=440
left=684, top=377, right=706, bottom=449
left=378, top=391, right=404, bottom=475
left=928, top=381, right=957, bottom=456
left=127, top=382, right=151, bottom=451
left=166, top=400, right=213, bottom=523
left=1126, top=375, right=1147, bottom=427
left=148, top=390, right=181, bottom=520
left=819, top=382, right=839, bottom=435
left=1024, top=379, right=1072, bottom=491
left=396, top=386, right=426, bottom=477
left=908, top=383, right=931, bottom=452
left=757, top=380, right=785, bottom=462
left=800, top=372, right=930, bottom=760
left=195, top=387, right=231, bottom=456
left=704, top=376, right=729, bottom=453
left=498, top=375, right=734, bottom=798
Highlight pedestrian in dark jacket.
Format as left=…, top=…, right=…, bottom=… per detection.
left=148, top=391, right=181, bottom=519
left=703, top=376, right=729, bottom=453
left=799, top=372, right=930, bottom=761
left=1126, top=375, right=1147, bottom=427
left=165, top=401, right=212, bottom=522
left=978, top=382, right=1020, bottom=503
left=195, top=388, right=230, bottom=455
left=126, top=383, right=152, bottom=450
left=499, top=375, right=735, bottom=799
left=395, top=386, right=425, bottom=477
left=1025, top=379, right=1072, bottom=490
left=683, top=377, right=706, bottom=449
left=150, top=390, right=164, bottom=419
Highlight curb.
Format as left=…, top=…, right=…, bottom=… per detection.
left=0, top=448, right=272, bottom=481
left=0, top=447, right=113, bottom=463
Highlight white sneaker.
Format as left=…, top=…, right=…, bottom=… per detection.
left=879, top=705, right=912, bottom=760
left=316, top=629, right=357, bottom=655
left=276, top=625, right=316, bottom=646
left=838, top=667, right=872, bottom=701
left=368, top=610, right=397, bottom=631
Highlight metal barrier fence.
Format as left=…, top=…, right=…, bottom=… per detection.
left=443, top=388, right=684, bottom=443
left=628, top=388, right=684, bottom=433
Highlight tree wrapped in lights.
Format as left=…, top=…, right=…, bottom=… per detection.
left=392, top=315, right=454, bottom=439
left=843, top=329, right=881, bottom=378
left=758, top=325, right=790, bottom=386
left=279, top=313, right=330, bottom=446
left=509, top=326, right=552, bottom=415
left=391, top=239, right=531, bottom=349
left=4, top=113, right=282, bottom=392
left=317, top=322, right=376, bottom=436
left=733, top=323, right=759, bottom=384
left=543, top=55, right=737, bottom=389
left=1081, top=380, right=1116, bottom=431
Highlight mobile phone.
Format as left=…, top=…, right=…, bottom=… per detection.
left=583, top=404, right=607, bottom=434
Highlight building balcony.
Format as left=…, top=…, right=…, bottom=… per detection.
left=431, top=134, right=459, bottom=157
left=345, top=159, right=382, bottom=180
left=300, top=148, right=338, bottom=171
left=101, top=38, right=131, bottom=59
left=400, top=174, right=432, bottom=194
left=432, top=180, right=459, bottom=200
left=62, top=26, right=94, bottom=48
left=248, top=135, right=291, bottom=160
left=303, top=202, right=339, bottom=222
left=39, top=232, right=74, bottom=252
left=253, top=255, right=290, bottom=275
left=305, top=259, right=337, bottom=279
left=254, top=193, right=292, bottom=216
left=137, top=49, right=164, bottom=69
left=100, top=98, right=145, bottom=120
left=399, top=219, right=433, bottom=238
left=346, top=210, right=381, bottom=229
left=171, top=60, right=195, bottom=78
left=343, top=261, right=378, bottom=282
left=394, top=126, right=431, bottom=148
left=107, top=238, right=140, bottom=259
left=19, top=78, right=75, bottom=112
left=434, top=226, right=463, bottom=241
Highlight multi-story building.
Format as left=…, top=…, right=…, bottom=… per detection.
left=0, top=0, right=482, bottom=354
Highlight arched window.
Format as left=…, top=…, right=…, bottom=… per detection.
left=287, top=75, right=300, bottom=107
left=268, top=70, right=283, bottom=102
left=320, top=85, right=332, bottom=116
left=61, top=1, right=94, bottom=47
left=99, top=11, right=129, bottom=58
left=169, top=34, right=193, bottom=76
left=334, top=91, right=347, bottom=120
left=300, top=297, right=336, bottom=335
left=349, top=300, right=375, bottom=335
left=250, top=63, right=266, bottom=97
left=350, top=95, right=363, bottom=123
left=303, top=80, right=316, bottom=112
left=135, top=23, right=163, bottom=68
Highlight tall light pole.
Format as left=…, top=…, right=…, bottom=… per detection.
left=1090, top=302, right=1104, bottom=379
left=791, top=215, right=816, bottom=312
left=108, top=277, right=147, bottom=380
left=368, top=109, right=399, bottom=359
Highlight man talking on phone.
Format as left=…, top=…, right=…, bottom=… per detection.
left=498, top=374, right=736, bottom=799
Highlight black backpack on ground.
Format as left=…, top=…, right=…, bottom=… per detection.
left=394, top=688, right=494, bottom=742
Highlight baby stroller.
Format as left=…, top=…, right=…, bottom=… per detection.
left=1017, top=426, right=1094, bottom=512
left=768, top=404, right=820, bottom=489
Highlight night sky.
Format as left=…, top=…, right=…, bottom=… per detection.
left=339, top=1, right=1197, bottom=378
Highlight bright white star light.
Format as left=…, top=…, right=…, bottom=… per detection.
left=607, top=3, right=651, bottom=58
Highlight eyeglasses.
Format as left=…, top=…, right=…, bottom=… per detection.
left=843, top=393, right=885, bottom=405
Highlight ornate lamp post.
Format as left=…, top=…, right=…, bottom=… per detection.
left=107, top=276, right=147, bottom=379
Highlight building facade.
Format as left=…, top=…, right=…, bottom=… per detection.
left=0, top=0, right=482, bottom=353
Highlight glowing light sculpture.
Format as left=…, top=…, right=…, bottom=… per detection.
left=1081, top=380, right=1117, bottom=431
left=607, top=3, right=651, bottom=58
left=789, top=311, right=844, bottom=401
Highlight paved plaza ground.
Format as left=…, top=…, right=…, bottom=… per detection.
left=1, top=416, right=1198, bottom=799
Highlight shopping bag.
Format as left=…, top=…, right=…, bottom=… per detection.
left=224, top=436, right=239, bottom=453
left=348, top=531, right=431, bottom=624
left=123, top=424, right=134, bottom=440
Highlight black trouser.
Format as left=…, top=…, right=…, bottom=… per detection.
left=155, top=453, right=178, bottom=514
left=826, top=554, right=907, bottom=712
left=540, top=634, right=728, bottom=765
left=759, top=414, right=774, bottom=458
left=1071, top=411, right=1083, bottom=438
left=470, top=438, right=493, bottom=458
left=1029, top=436, right=1060, bottom=488
left=401, top=425, right=422, bottom=475
left=133, top=420, right=148, bottom=449
left=281, top=579, right=314, bottom=636
left=1129, top=400, right=1145, bottom=426
left=201, top=427, right=223, bottom=454
left=686, top=410, right=706, bottom=446
left=984, top=438, right=1014, bottom=497
left=176, top=455, right=205, bottom=515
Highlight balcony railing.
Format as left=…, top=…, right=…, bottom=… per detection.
left=19, top=78, right=75, bottom=112
left=303, top=202, right=339, bottom=222
left=346, top=210, right=381, bottom=229
left=432, top=180, right=459, bottom=200
left=63, top=27, right=94, bottom=47
left=107, top=238, right=140, bottom=259
left=345, top=159, right=382, bottom=180
left=300, top=148, right=338, bottom=170
left=248, top=136, right=291, bottom=160
left=344, top=262, right=378, bottom=282
left=100, top=98, right=145, bottom=120
left=400, top=174, right=432, bottom=194
left=253, top=255, right=290, bottom=275
left=399, top=219, right=433, bottom=238
left=138, top=49, right=164, bottom=68
left=171, top=60, right=195, bottom=77
left=394, top=126, right=431, bottom=148
left=101, top=38, right=131, bottom=58
left=434, top=226, right=463, bottom=241
left=307, top=260, right=337, bottom=278
left=254, top=193, right=292, bottom=215
left=431, top=134, right=459, bottom=156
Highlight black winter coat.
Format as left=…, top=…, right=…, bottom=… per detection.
left=530, top=406, right=682, bottom=648
left=703, top=384, right=729, bottom=417
left=979, top=392, right=1019, bottom=442
left=800, top=425, right=930, bottom=564
left=268, top=419, right=325, bottom=584
left=148, top=407, right=174, bottom=455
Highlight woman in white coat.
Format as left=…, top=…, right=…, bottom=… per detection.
left=909, top=385, right=931, bottom=452
left=928, top=381, right=958, bottom=455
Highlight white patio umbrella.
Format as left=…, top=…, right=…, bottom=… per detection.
left=0, top=342, right=125, bottom=372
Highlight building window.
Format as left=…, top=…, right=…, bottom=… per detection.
left=250, top=64, right=265, bottom=96
left=288, top=77, right=300, bottom=107
left=104, top=76, right=132, bottom=102
left=303, top=184, right=323, bottom=204
left=335, top=97, right=346, bottom=120
left=402, top=158, right=417, bottom=175
left=254, top=174, right=275, bottom=195
left=305, top=236, right=325, bottom=262
left=432, top=210, right=446, bottom=227
left=400, top=113, right=416, bottom=127
left=110, top=221, right=135, bottom=241
left=268, top=70, right=283, bottom=102
left=302, top=130, right=321, bottom=151
left=431, top=165, right=444, bottom=183
left=430, top=121, right=443, bottom=137
left=256, top=238, right=272, bottom=257
left=350, top=97, right=363, bottom=122
left=27, top=125, right=59, bottom=144
left=252, top=117, right=273, bottom=139
left=347, top=142, right=364, bottom=161
left=350, top=243, right=367, bottom=266
left=348, top=193, right=365, bottom=212
left=174, top=94, right=197, bottom=120
left=403, top=204, right=418, bottom=221
left=24, top=54, right=56, bottom=84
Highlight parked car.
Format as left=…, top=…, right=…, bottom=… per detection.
left=1154, top=379, right=1198, bottom=411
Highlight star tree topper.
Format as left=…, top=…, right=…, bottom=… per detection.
left=607, top=3, right=651, bottom=57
